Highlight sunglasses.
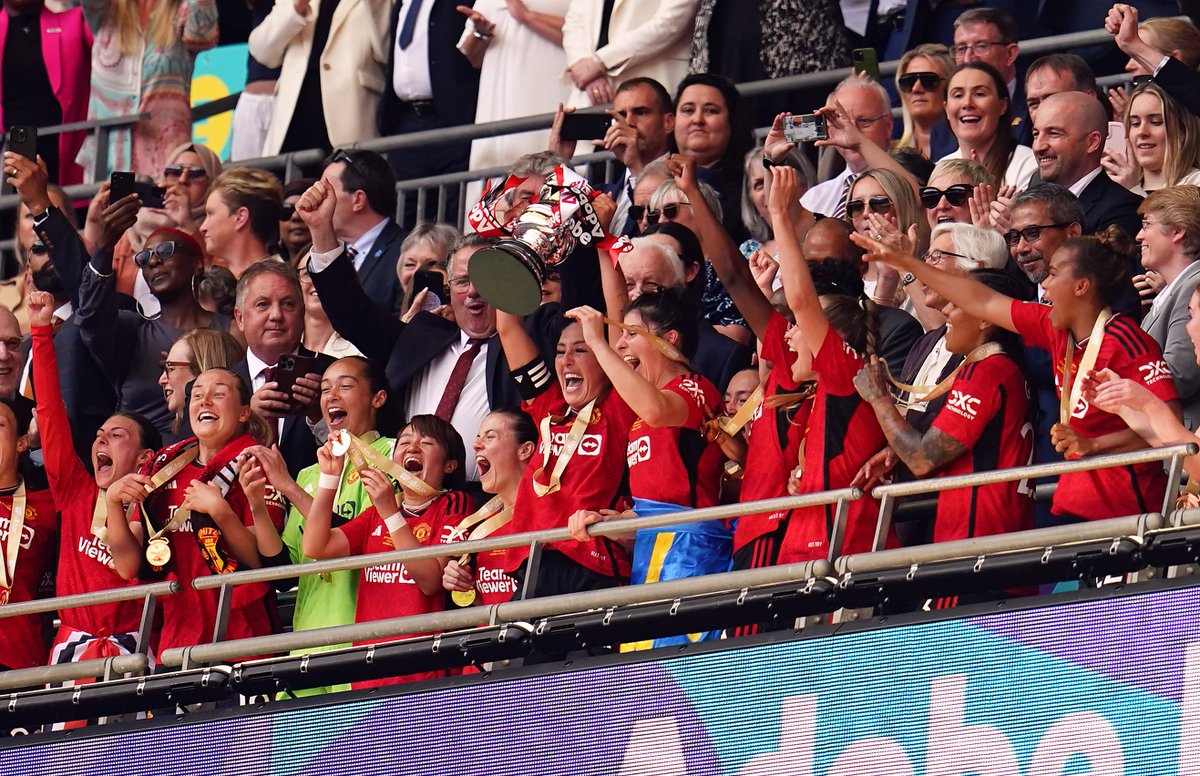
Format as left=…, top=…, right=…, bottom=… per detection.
left=920, top=184, right=974, bottom=208
left=645, top=201, right=691, bottom=226
left=163, top=165, right=207, bottom=180
left=845, top=196, right=893, bottom=219
left=1003, top=223, right=1070, bottom=247
left=133, top=241, right=179, bottom=269
left=898, top=72, right=943, bottom=93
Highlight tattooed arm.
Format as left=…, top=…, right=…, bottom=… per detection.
left=853, top=357, right=966, bottom=477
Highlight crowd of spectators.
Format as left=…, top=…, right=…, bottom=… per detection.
left=6, top=0, right=1200, bottom=706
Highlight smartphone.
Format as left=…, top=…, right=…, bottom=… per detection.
left=1105, top=120, right=1127, bottom=161
left=411, top=268, right=446, bottom=309
left=134, top=181, right=166, bottom=209
left=852, top=48, right=880, bottom=81
left=1131, top=74, right=1153, bottom=90
left=273, top=353, right=318, bottom=413
left=6, top=125, right=37, bottom=161
left=561, top=111, right=614, bottom=142
left=110, top=171, right=136, bottom=202
left=784, top=114, right=827, bottom=144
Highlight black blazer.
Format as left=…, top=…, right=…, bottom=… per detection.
left=1078, top=171, right=1143, bottom=240
left=233, top=354, right=319, bottom=478
left=31, top=208, right=118, bottom=459
left=357, top=219, right=407, bottom=315
left=376, top=0, right=479, bottom=133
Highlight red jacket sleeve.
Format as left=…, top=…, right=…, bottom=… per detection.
left=31, top=326, right=92, bottom=504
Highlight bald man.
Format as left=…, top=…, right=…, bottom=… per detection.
left=0, top=308, right=22, bottom=399
left=1032, top=91, right=1142, bottom=237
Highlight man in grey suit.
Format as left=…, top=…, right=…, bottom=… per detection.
left=1138, top=185, right=1200, bottom=429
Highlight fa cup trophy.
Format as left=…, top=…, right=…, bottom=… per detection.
left=467, top=165, right=627, bottom=315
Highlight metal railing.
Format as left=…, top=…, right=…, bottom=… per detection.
left=0, top=23, right=1134, bottom=226
left=0, top=581, right=178, bottom=692
left=867, top=443, right=1195, bottom=555
left=187, top=488, right=859, bottom=649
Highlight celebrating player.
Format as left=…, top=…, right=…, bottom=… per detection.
left=303, top=414, right=470, bottom=689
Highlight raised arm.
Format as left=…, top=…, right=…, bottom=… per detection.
left=75, top=194, right=143, bottom=386
left=851, top=231, right=1018, bottom=334
left=298, top=180, right=404, bottom=363
left=567, top=305, right=689, bottom=427
left=248, top=0, right=314, bottom=69
left=668, top=154, right=774, bottom=340
left=28, top=292, right=89, bottom=492
left=770, top=167, right=828, bottom=356
left=359, top=467, right=445, bottom=596
left=301, top=442, right=353, bottom=559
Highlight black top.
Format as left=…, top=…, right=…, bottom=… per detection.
left=2, top=8, right=61, bottom=178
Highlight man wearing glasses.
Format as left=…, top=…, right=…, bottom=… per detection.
left=797, top=77, right=894, bottom=219
left=952, top=8, right=1029, bottom=143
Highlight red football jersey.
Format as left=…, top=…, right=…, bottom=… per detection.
left=778, top=326, right=890, bottom=564
left=1011, top=301, right=1178, bottom=519
left=0, top=487, right=59, bottom=669
left=33, top=327, right=141, bottom=639
left=930, top=352, right=1034, bottom=541
left=734, top=313, right=811, bottom=552
left=137, top=458, right=286, bottom=655
left=507, top=384, right=637, bottom=577
left=627, top=372, right=724, bottom=508
left=339, top=492, right=470, bottom=688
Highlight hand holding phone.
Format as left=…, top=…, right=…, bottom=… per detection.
left=784, top=114, right=828, bottom=144
left=560, top=111, right=614, bottom=142
left=1104, top=120, right=1127, bottom=162
left=6, top=126, right=37, bottom=161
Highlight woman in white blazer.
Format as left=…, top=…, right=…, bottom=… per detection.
left=561, top=0, right=699, bottom=108
left=249, top=0, right=393, bottom=157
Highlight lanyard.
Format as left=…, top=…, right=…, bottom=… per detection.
left=884, top=342, right=1005, bottom=407
left=332, top=430, right=440, bottom=500
left=532, top=398, right=597, bottom=497
left=1059, top=308, right=1112, bottom=425
left=0, top=483, right=28, bottom=603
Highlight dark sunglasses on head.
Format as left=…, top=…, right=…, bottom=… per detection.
left=645, top=202, right=689, bottom=226
left=163, top=165, right=207, bottom=180
left=133, top=241, right=178, bottom=269
left=845, top=196, right=893, bottom=219
left=1003, top=223, right=1070, bottom=247
left=898, top=71, right=943, bottom=93
left=920, top=183, right=975, bottom=209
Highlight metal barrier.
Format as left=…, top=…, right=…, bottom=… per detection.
left=0, top=23, right=1133, bottom=226
left=190, top=488, right=859, bottom=645
left=0, top=581, right=178, bottom=692
left=867, top=443, right=1196, bottom=554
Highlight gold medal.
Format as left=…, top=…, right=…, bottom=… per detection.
left=451, top=588, right=477, bottom=607
left=145, top=537, right=172, bottom=570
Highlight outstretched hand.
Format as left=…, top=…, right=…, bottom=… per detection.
left=849, top=229, right=921, bottom=273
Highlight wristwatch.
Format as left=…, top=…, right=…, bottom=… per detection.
left=901, top=272, right=917, bottom=287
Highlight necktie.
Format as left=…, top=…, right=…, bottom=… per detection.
left=831, top=174, right=857, bottom=220
left=435, top=339, right=484, bottom=421
left=346, top=244, right=360, bottom=270
left=398, top=0, right=424, bottom=50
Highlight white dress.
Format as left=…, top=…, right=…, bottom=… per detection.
left=461, top=0, right=572, bottom=175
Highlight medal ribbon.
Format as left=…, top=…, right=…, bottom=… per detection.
left=709, top=380, right=766, bottom=437
left=91, top=489, right=108, bottom=544
left=0, top=483, right=27, bottom=603
left=883, top=341, right=1006, bottom=405
left=141, top=447, right=201, bottom=542
left=447, top=496, right=514, bottom=564
left=532, top=398, right=597, bottom=497
left=602, top=317, right=689, bottom=364
left=336, top=430, right=441, bottom=501
left=1059, top=308, right=1112, bottom=425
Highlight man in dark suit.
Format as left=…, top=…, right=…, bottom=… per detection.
left=318, top=148, right=405, bottom=315
left=377, top=0, right=480, bottom=226
left=1032, top=91, right=1143, bottom=239
left=1108, top=3, right=1200, bottom=116
left=233, top=260, right=322, bottom=477
left=12, top=151, right=117, bottom=457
